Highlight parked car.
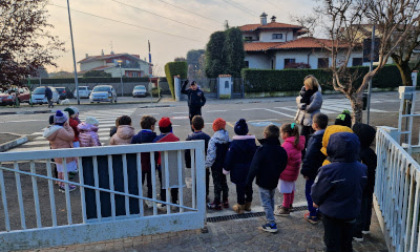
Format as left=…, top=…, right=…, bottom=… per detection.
left=55, top=87, right=73, bottom=100
left=89, top=85, right=117, bottom=103
left=30, top=86, right=60, bottom=105
left=132, top=85, right=148, bottom=97
left=73, top=86, right=91, bottom=99
left=0, top=87, right=31, bottom=106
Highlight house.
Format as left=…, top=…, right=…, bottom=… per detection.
left=239, top=13, right=364, bottom=70
left=78, top=51, right=151, bottom=77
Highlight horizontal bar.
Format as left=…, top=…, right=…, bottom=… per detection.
left=401, top=114, right=420, bottom=118
left=0, top=141, right=205, bottom=162
left=0, top=165, right=196, bottom=211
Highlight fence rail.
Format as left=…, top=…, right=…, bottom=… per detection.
left=375, top=127, right=420, bottom=252
left=0, top=141, right=206, bottom=251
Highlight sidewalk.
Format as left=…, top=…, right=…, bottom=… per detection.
left=23, top=208, right=388, bottom=252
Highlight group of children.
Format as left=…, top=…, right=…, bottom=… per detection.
left=43, top=105, right=377, bottom=250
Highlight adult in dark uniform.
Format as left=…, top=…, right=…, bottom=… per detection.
left=45, top=86, right=53, bottom=108
left=181, top=80, right=206, bottom=129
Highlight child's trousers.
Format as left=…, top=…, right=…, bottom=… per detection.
left=211, top=168, right=229, bottom=204
left=305, top=179, right=318, bottom=216
left=236, top=184, right=253, bottom=205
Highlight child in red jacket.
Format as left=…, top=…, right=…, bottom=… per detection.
left=275, top=123, right=305, bottom=216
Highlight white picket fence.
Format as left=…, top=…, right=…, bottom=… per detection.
left=375, top=127, right=420, bottom=252
left=0, top=141, right=206, bottom=251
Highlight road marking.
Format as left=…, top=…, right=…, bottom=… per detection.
left=171, top=116, right=189, bottom=120
left=241, top=108, right=263, bottom=111
left=226, top=122, right=234, bottom=128
left=0, top=119, right=45, bottom=124
left=264, top=108, right=294, bottom=118
left=206, top=110, right=227, bottom=113
left=249, top=121, right=281, bottom=127
left=173, top=112, right=188, bottom=114
left=274, top=107, right=297, bottom=112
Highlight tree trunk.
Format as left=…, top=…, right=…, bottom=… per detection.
left=350, top=94, right=363, bottom=124
left=395, top=61, right=413, bottom=86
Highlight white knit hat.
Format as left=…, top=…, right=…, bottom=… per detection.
left=86, top=116, right=99, bottom=126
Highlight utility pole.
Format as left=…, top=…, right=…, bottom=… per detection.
left=67, top=0, right=80, bottom=105
left=148, top=40, right=154, bottom=102
left=366, top=25, right=375, bottom=125
left=117, top=60, right=124, bottom=96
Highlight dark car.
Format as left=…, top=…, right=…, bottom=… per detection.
left=55, top=87, right=73, bottom=100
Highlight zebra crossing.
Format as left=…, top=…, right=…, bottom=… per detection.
left=9, top=108, right=137, bottom=152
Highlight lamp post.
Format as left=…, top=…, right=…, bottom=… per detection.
left=116, top=60, right=124, bottom=96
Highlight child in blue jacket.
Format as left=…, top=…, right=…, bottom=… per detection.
left=224, top=119, right=257, bottom=214
left=312, top=132, right=367, bottom=251
left=300, top=113, right=328, bottom=224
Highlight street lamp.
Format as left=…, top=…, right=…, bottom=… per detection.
left=66, top=0, right=80, bottom=105
left=116, top=60, right=124, bottom=97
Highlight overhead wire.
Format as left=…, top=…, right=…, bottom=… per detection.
left=48, top=3, right=206, bottom=43
left=221, top=0, right=256, bottom=18
left=110, top=0, right=212, bottom=32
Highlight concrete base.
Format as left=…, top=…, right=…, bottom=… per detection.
left=0, top=133, right=28, bottom=152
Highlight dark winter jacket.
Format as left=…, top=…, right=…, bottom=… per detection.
left=301, top=129, right=326, bottom=180
left=131, top=129, right=157, bottom=172
left=224, top=135, right=257, bottom=185
left=246, top=137, right=288, bottom=190
left=185, top=131, right=211, bottom=168
left=45, top=87, right=52, bottom=99
left=181, top=82, right=206, bottom=107
left=311, top=132, right=367, bottom=220
left=352, top=123, right=377, bottom=195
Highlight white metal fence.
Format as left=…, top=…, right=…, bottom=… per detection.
left=375, top=127, right=420, bottom=252
left=0, top=141, right=206, bottom=251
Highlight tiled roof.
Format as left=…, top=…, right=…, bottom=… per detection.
left=244, top=42, right=283, bottom=52
left=78, top=53, right=141, bottom=64
left=272, top=37, right=348, bottom=49
left=240, top=22, right=302, bottom=32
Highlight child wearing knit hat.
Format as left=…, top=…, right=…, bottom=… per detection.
left=78, top=116, right=101, bottom=147
left=206, top=118, right=230, bottom=210
left=43, top=110, right=77, bottom=192
left=64, top=107, right=81, bottom=148
left=224, top=119, right=257, bottom=213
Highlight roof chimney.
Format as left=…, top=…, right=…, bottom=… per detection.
left=101, top=49, right=104, bottom=56
left=85, top=53, right=89, bottom=58
left=271, top=15, right=276, bottom=23
left=260, top=12, right=267, bottom=25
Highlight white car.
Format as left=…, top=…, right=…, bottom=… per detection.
left=132, top=85, right=148, bottom=97
left=89, top=85, right=117, bottom=103
left=30, top=86, right=60, bottom=105
left=73, top=86, right=91, bottom=99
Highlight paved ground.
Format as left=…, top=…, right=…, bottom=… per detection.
left=18, top=208, right=388, bottom=252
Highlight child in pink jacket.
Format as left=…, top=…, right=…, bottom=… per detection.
left=78, top=116, right=101, bottom=147
left=275, top=123, right=305, bottom=216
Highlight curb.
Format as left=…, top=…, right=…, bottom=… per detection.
left=0, top=133, right=28, bottom=152
left=0, top=109, right=54, bottom=115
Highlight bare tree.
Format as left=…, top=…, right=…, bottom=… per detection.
left=0, top=0, right=64, bottom=87
left=320, top=0, right=420, bottom=123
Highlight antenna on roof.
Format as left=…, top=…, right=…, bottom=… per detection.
left=271, top=15, right=276, bottom=23
left=110, top=41, right=114, bottom=55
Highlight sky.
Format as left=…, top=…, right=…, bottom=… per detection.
left=45, top=0, right=317, bottom=76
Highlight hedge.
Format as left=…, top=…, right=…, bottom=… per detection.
left=241, top=65, right=405, bottom=93
left=164, top=61, right=188, bottom=99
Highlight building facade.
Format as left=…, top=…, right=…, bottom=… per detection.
left=78, top=52, right=151, bottom=78
left=240, top=13, right=364, bottom=70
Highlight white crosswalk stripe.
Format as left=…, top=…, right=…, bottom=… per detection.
left=9, top=108, right=137, bottom=152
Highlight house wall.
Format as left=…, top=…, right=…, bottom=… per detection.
left=80, top=61, right=104, bottom=72
left=245, top=54, right=273, bottom=69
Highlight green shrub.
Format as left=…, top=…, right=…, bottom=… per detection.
left=241, top=65, right=405, bottom=93
left=164, top=61, right=188, bottom=99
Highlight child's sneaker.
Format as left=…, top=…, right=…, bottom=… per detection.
left=244, top=202, right=252, bottom=212
left=353, top=234, right=364, bottom=242
left=304, top=212, right=319, bottom=225
left=207, top=202, right=222, bottom=210
left=274, top=206, right=290, bottom=216
left=222, top=199, right=229, bottom=209
left=259, top=223, right=278, bottom=233
left=59, top=184, right=77, bottom=193
left=232, top=204, right=245, bottom=214
left=289, top=204, right=294, bottom=212
left=362, top=230, right=370, bottom=235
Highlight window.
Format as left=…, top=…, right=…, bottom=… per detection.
left=352, top=58, right=363, bottom=66
left=284, top=58, right=295, bottom=67
left=244, top=61, right=249, bottom=68
left=272, top=34, right=283, bottom=39
left=318, top=58, right=329, bottom=68
left=244, top=36, right=253, bottom=41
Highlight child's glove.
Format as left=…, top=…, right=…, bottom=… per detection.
left=222, top=169, right=230, bottom=175
left=184, top=80, right=189, bottom=85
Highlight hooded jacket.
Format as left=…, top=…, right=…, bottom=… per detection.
left=224, top=135, right=257, bottom=185
left=295, top=86, right=323, bottom=126
left=43, top=124, right=76, bottom=164
left=109, top=125, right=135, bottom=145
left=131, top=129, right=157, bottom=172
left=78, top=123, right=101, bottom=147
left=321, top=125, right=354, bottom=166
left=311, top=132, right=367, bottom=220
left=205, top=129, right=229, bottom=169
left=246, top=138, right=288, bottom=190
left=352, top=123, right=377, bottom=195
left=301, top=129, right=326, bottom=180
left=280, top=135, right=306, bottom=182
left=68, top=117, right=80, bottom=142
